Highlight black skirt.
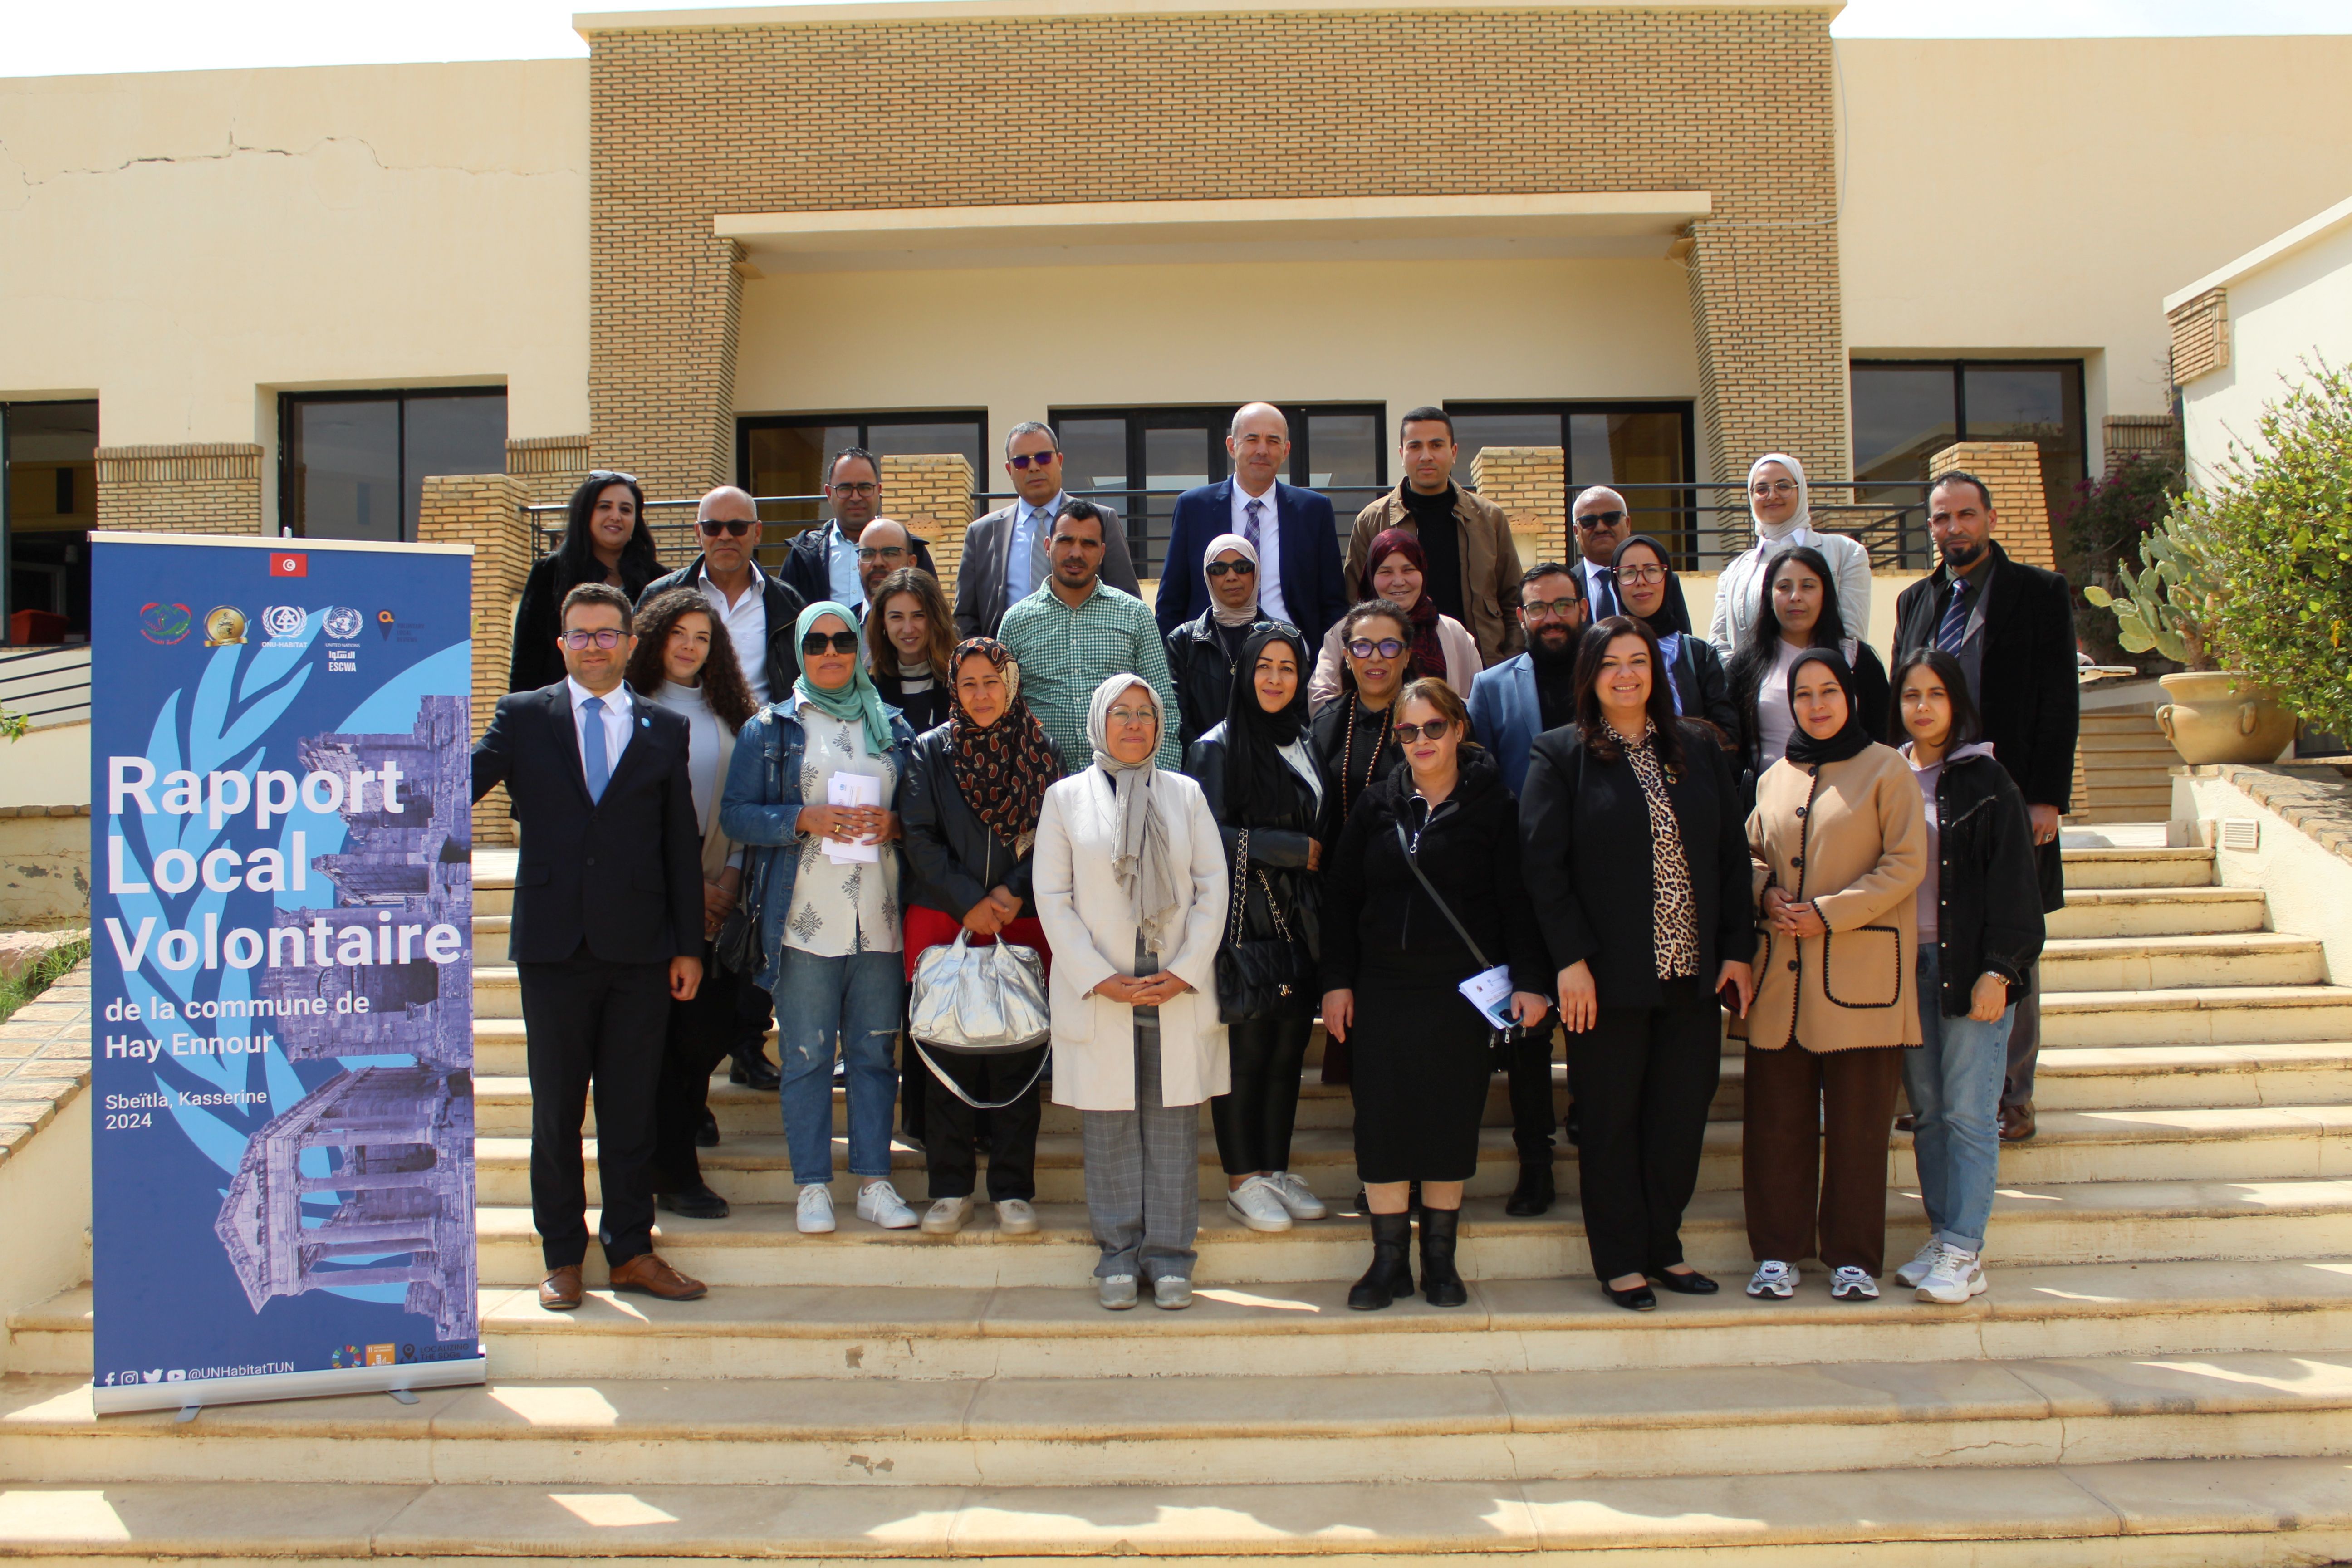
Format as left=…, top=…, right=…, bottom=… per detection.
left=1348, top=956, right=1492, bottom=1184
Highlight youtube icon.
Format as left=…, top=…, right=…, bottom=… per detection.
left=270, top=552, right=308, bottom=577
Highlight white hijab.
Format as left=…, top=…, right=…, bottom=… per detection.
left=1203, top=532, right=1261, bottom=627
left=1086, top=674, right=1181, bottom=949
left=1747, top=453, right=1815, bottom=549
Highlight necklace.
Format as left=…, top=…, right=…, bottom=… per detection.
left=1339, top=693, right=1395, bottom=809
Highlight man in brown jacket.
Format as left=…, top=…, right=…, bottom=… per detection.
left=1346, top=407, right=1524, bottom=666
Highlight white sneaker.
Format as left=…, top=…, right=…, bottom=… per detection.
left=921, top=1196, right=973, bottom=1235
left=1098, top=1274, right=1139, bottom=1310
left=857, top=1179, right=919, bottom=1230
left=1893, top=1237, right=1943, bottom=1289
left=796, top=1183, right=836, bottom=1234
left=1225, top=1175, right=1293, bottom=1232
left=1746, top=1260, right=1797, bottom=1299
left=1267, top=1171, right=1328, bottom=1220
left=1829, top=1265, right=1881, bottom=1302
left=1916, top=1245, right=1987, bottom=1305
left=995, top=1198, right=1039, bottom=1235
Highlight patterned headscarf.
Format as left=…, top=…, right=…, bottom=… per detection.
left=946, top=637, right=1060, bottom=852
left=1086, top=673, right=1181, bottom=947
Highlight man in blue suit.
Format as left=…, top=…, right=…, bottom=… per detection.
left=1468, top=562, right=1588, bottom=794
left=1152, top=403, right=1349, bottom=649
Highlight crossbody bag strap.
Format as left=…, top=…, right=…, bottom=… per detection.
left=912, top=1039, right=1052, bottom=1112
left=1393, top=821, right=1492, bottom=971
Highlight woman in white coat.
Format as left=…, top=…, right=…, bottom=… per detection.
left=1709, top=454, right=1873, bottom=655
left=1034, top=672, right=1230, bottom=1312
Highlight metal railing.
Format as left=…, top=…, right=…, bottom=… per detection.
left=0, top=644, right=93, bottom=729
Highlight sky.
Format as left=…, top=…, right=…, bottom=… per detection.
left=5, top=0, right=2348, bottom=76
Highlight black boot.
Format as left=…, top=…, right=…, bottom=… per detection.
left=1504, top=1159, right=1555, bottom=1217
left=1347, top=1212, right=1416, bottom=1311
left=1419, top=1206, right=1468, bottom=1307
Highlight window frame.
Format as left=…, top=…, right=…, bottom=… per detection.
left=277, top=386, right=508, bottom=543
left=1848, top=357, right=2089, bottom=501
left=1443, top=398, right=1699, bottom=564
left=2, top=397, right=102, bottom=645
left=734, top=410, right=991, bottom=514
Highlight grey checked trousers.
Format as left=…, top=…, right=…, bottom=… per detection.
left=1080, top=965, right=1201, bottom=1282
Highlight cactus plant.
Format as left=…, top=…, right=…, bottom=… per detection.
left=2084, top=512, right=2221, bottom=671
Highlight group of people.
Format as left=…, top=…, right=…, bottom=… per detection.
left=473, top=404, right=2079, bottom=1320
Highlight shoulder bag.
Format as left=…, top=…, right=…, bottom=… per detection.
left=1214, top=828, right=1312, bottom=1022
left=908, top=930, right=1053, bottom=1111
left=1394, top=820, right=1519, bottom=1068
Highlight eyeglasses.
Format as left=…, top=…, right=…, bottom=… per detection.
left=801, top=630, right=862, bottom=656
left=1106, top=705, right=1156, bottom=724
left=829, top=480, right=878, bottom=497
left=698, top=518, right=755, bottom=537
left=1522, top=597, right=1583, bottom=620
left=1575, top=510, right=1626, bottom=530
left=1205, top=560, right=1257, bottom=579
left=1614, top=564, right=1667, bottom=585
left=1007, top=451, right=1059, bottom=470
left=1392, top=720, right=1452, bottom=743
left=1347, top=637, right=1406, bottom=660
left=856, top=545, right=909, bottom=563
left=561, top=629, right=627, bottom=650
left=1751, top=480, right=1799, bottom=498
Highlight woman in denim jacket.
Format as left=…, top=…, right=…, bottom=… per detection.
left=721, top=601, right=922, bottom=1237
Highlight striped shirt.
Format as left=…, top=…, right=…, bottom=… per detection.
left=998, top=578, right=1183, bottom=773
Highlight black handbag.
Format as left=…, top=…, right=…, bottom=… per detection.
left=714, top=842, right=769, bottom=978
left=1214, top=828, right=1312, bottom=1023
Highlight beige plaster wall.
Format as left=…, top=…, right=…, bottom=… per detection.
left=1838, top=35, right=2352, bottom=459
left=0, top=1086, right=89, bottom=1374
left=0, top=724, right=91, bottom=809
left=2177, top=217, right=2352, bottom=488
left=2173, top=770, right=2347, bottom=983
left=0, top=814, right=90, bottom=928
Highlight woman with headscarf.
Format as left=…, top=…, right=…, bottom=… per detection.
left=1737, top=647, right=1926, bottom=1304
left=898, top=636, right=1067, bottom=1237
left=1308, top=528, right=1480, bottom=709
left=1183, top=622, right=1330, bottom=1233
left=1724, top=544, right=1893, bottom=797
left=510, top=471, right=666, bottom=693
left=720, top=600, right=923, bottom=1239
left=1165, top=532, right=1265, bottom=747
left=1607, top=534, right=1739, bottom=738
left=1033, top=674, right=1230, bottom=1311
left=1707, top=454, right=1873, bottom=655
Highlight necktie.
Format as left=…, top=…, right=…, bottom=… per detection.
left=1590, top=564, right=1617, bottom=619
left=1243, top=497, right=1264, bottom=556
left=1936, top=580, right=1972, bottom=655
left=581, top=696, right=610, bottom=804
left=1024, top=506, right=1051, bottom=595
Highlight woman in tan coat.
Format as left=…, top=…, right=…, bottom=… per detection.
left=1740, top=647, right=1926, bottom=1303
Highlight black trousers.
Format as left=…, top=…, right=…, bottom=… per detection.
left=1210, top=1016, right=1314, bottom=1176
left=733, top=980, right=774, bottom=1067
left=1505, top=1024, right=1559, bottom=1161
left=921, top=1042, right=1046, bottom=1201
left=652, top=941, right=744, bottom=1193
left=518, top=944, right=672, bottom=1270
left=1565, top=976, right=1722, bottom=1284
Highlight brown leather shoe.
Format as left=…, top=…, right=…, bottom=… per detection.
left=608, top=1252, right=707, bottom=1301
left=1999, top=1100, right=2037, bottom=1143
left=538, top=1265, right=583, bottom=1311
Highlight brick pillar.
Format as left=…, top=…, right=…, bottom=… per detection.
left=418, top=473, right=531, bottom=847
left=1470, top=447, right=1568, bottom=567
left=93, top=444, right=264, bottom=534
left=590, top=212, right=740, bottom=500
left=882, top=454, right=977, bottom=589
left=1928, top=441, right=2056, bottom=569
left=506, top=435, right=594, bottom=506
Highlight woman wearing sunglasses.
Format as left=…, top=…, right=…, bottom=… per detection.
left=1308, top=528, right=1480, bottom=709
left=1165, top=534, right=1267, bottom=747
left=1321, top=678, right=1550, bottom=1310
left=720, top=601, right=924, bottom=1238
left=511, top=471, right=666, bottom=694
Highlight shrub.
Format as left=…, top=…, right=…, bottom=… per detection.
left=2058, top=450, right=2187, bottom=667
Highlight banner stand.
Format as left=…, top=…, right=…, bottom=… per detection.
left=96, top=1355, right=489, bottom=1417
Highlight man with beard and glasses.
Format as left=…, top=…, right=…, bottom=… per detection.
left=1466, top=561, right=1588, bottom=1216
left=1893, top=471, right=2076, bottom=1147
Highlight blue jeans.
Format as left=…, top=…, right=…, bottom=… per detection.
left=1904, top=946, right=2013, bottom=1255
left=774, top=948, right=905, bottom=1186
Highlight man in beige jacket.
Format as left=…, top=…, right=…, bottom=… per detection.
left=1345, top=407, right=1524, bottom=666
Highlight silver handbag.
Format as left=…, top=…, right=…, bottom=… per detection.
left=908, top=932, right=1052, bottom=1110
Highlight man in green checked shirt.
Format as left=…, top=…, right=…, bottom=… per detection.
left=999, top=498, right=1184, bottom=774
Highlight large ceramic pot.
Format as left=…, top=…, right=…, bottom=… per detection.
left=2154, top=671, right=2296, bottom=765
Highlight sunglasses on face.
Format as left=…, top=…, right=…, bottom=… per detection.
left=698, top=517, right=755, bottom=537
left=1347, top=637, right=1406, bottom=660
left=561, top=629, right=627, bottom=650
left=1205, top=560, right=1257, bottom=579
left=1392, top=720, right=1452, bottom=743
left=1008, top=451, right=1059, bottom=470
left=801, top=631, right=861, bottom=656
left=1575, top=510, right=1627, bottom=530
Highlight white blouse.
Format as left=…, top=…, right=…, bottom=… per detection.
left=784, top=703, right=902, bottom=957
left=1755, top=637, right=1806, bottom=772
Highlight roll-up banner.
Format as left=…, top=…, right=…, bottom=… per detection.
left=88, top=534, right=483, bottom=1414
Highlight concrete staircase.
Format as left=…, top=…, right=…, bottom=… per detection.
left=9, top=839, right=2352, bottom=1560
left=2073, top=709, right=2177, bottom=825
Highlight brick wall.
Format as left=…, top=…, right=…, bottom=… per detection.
left=93, top=444, right=262, bottom=535
left=1929, top=441, right=2056, bottom=570
left=881, top=453, right=977, bottom=590
left=417, top=472, right=532, bottom=846
left=584, top=6, right=1846, bottom=496
left=2168, top=287, right=2230, bottom=384
left=1471, top=446, right=1568, bottom=566
left=2103, top=414, right=2185, bottom=475
left=506, top=435, right=593, bottom=507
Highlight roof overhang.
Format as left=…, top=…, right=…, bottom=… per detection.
left=583, top=0, right=1837, bottom=31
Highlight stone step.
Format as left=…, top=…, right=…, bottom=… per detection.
left=2024, top=1043, right=2352, bottom=1111
left=17, top=1259, right=2352, bottom=1384
left=2048, top=886, right=2267, bottom=939
left=2077, top=785, right=2176, bottom=813
left=2059, top=847, right=2215, bottom=890
left=2040, top=985, right=2352, bottom=1048
left=2038, top=932, right=2325, bottom=991
left=4, top=1458, right=2352, bottom=1563
left=470, top=1181, right=2352, bottom=1289
left=11, top=1344, right=2352, bottom=1487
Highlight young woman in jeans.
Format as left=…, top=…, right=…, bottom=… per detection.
left=1888, top=648, right=2045, bottom=1304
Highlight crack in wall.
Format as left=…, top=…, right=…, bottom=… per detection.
left=2, top=126, right=577, bottom=191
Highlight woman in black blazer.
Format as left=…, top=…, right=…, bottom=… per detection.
left=509, top=472, right=666, bottom=694
left=1607, top=535, right=1739, bottom=740
left=1519, top=615, right=1756, bottom=1311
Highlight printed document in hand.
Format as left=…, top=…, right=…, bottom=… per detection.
left=824, top=772, right=882, bottom=864
left=1458, top=964, right=1514, bottom=1029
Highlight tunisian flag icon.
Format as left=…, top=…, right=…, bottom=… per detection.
left=270, top=552, right=308, bottom=577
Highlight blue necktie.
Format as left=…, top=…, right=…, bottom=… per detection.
left=581, top=696, right=610, bottom=804
left=1936, top=580, right=1972, bottom=655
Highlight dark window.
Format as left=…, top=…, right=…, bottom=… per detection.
left=1851, top=360, right=2086, bottom=526
left=1446, top=402, right=1697, bottom=564
left=280, top=389, right=506, bottom=542
left=2, top=399, right=99, bottom=644
left=736, top=412, right=988, bottom=538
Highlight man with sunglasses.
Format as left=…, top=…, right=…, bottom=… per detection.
left=638, top=486, right=808, bottom=709
left=1570, top=487, right=1634, bottom=621
left=780, top=447, right=940, bottom=614
left=956, top=421, right=1140, bottom=639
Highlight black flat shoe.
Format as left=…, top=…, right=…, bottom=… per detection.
left=730, top=1052, right=781, bottom=1091
left=1651, top=1268, right=1718, bottom=1295
left=1604, top=1282, right=1657, bottom=1312
left=695, top=1109, right=720, bottom=1148
left=657, top=1182, right=731, bottom=1220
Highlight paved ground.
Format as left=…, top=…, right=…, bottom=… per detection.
left=0, top=956, right=89, bottom=1165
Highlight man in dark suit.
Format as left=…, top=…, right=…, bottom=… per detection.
left=955, top=421, right=1141, bottom=638
left=1153, top=403, right=1350, bottom=651
left=1894, top=470, right=2078, bottom=1144
left=472, top=582, right=711, bottom=1310
left=781, top=447, right=939, bottom=610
